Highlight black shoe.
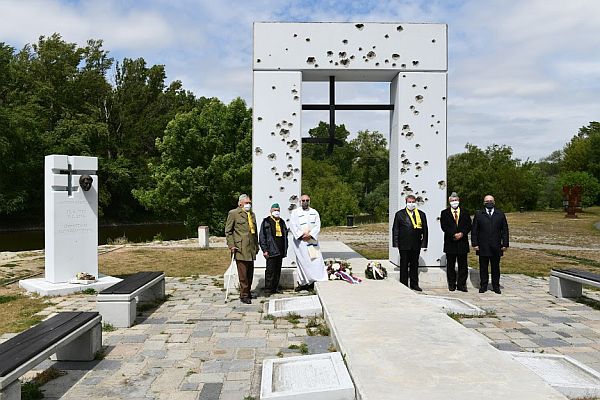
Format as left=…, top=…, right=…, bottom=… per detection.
left=457, top=286, right=468, bottom=292
left=410, top=286, right=423, bottom=292
left=240, top=298, right=252, bottom=304
left=294, top=284, right=307, bottom=292
left=479, top=287, right=486, bottom=293
left=448, top=285, right=456, bottom=292
left=263, top=290, right=273, bottom=297
left=493, top=287, right=501, bottom=294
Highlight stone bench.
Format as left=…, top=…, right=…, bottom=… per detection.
left=96, top=271, right=165, bottom=328
left=0, top=312, right=102, bottom=400
left=549, top=269, right=600, bottom=298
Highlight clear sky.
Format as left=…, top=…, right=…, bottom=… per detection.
left=1, top=0, right=598, bottom=161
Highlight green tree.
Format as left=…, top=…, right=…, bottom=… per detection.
left=557, top=171, right=600, bottom=208
left=132, top=97, right=252, bottom=232
left=562, top=122, right=600, bottom=182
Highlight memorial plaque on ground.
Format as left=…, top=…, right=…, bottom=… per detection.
left=508, top=352, right=600, bottom=398
left=268, top=295, right=322, bottom=317
left=261, top=352, right=355, bottom=399
left=420, top=295, right=485, bottom=316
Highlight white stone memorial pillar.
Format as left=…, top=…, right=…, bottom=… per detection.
left=45, top=155, right=98, bottom=283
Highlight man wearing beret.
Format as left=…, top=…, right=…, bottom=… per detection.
left=259, top=203, right=288, bottom=296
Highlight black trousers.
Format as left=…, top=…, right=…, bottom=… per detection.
left=265, top=255, right=283, bottom=292
left=399, top=249, right=420, bottom=288
left=446, top=253, right=468, bottom=289
left=479, top=255, right=501, bottom=289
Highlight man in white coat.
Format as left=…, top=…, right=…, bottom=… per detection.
left=289, top=194, right=328, bottom=290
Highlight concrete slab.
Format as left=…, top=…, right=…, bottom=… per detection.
left=508, top=352, right=600, bottom=399
left=19, top=274, right=122, bottom=296
left=260, top=352, right=355, bottom=399
left=316, top=278, right=567, bottom=400
left=268, top=295, right=322, bottom=318
left=419, top=295, right=486, bottom=316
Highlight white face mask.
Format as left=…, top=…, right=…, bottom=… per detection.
left=243, top=203, right=252, bottom=211
left=271, top=211, right=280, bottom=218
left=450, top=201, right=460, bottom=209
left=406, top=202, right=416, bottom=211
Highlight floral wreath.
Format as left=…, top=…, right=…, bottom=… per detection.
left=365, top=261, right=387, bottom=280
left=324, top=258, right=362, bottom=284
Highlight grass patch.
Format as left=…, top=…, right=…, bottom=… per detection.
left=99, top=247, right=231, bottom=277
left=350, top=244, right=388, bottom=260
left=284, top=312, right=301, bottom=325
left=546, top=252, right=600, bottom=269
left=0, top=289, right=47, bottom=335
left=276, top=350, right=284, bottom=357
left=288, top=343, right=309, bottom=354
left=81, top=288, right=97, bottom=295
left=448, top=310, right=497, bottom=322
left=1, top=263, right=18, bottom=268
left=576, top=296, right=600, bottom=311
left=102, top=322, right=116, bottom=332
left=306, top=316, right=330, bottom=336
left=94, top=348, right=106, bottom=360
left=328, top=343, right=337, bottom=352
left=263, top=314, right=276, bottom=321
left=21, top=367, right=66, bottom=400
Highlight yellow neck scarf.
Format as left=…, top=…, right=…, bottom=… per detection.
left=271, top=216, right=282, bottom=237
left=247, top=212, right=255, bottom=234
left=407, top=209, right=422, bottom=229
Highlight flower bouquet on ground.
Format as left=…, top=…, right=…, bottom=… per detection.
left=325, top=258, right=362, bottom=284
left=365, top=261, right=387, bottom=280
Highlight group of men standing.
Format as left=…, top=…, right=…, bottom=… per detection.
left=392, top=192, right=509, bottom=294
left=225, top=193, right=326, bottom=304
left=225, top=190, right=510, bottom=304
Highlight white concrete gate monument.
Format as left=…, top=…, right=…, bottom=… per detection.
left=252, top=22, right=447, bottom=268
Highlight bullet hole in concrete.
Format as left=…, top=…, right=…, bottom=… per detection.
left=438, top=180, right=446, bottom=189
left=392, top=63, right=396, bottom=67
left=339, top=51, right=347, bottom=58
left=402, top=75, right=406, bottom=78
left=372, top=45, right=376, bottom=49
left=288, top=156, right=293, bottom=160
left=283, top=171, right=293, bottom=179
left=277, top=177, right=282, bottom=181
left=402, top=158, right=411, bottom=165
left=401, top=180, right=406, bottom=184
left=423, top=161, right=429, bottom=166
left=442, top=96, right=446, bottom=101
left=355, top=23, right=364, bottom=30
left=412, top=60, right=419, bottom=66
left=285, top=48, right=288, bottom=51
left=406, top=132, right=414, bottom=138
left=367, top=51, right=376, bottom=59
left=257, top=59, right=261, bottom=63
left=291, top=89, right=298, bottom=94
left=307, top=57, right=316, bottom=64
left=290, top=195, right=298, bottom=202
left=401, top=192, right=405, bottom=196
left=280, top=129, right=289, bottom=138
left=293, top=178, right=298, bottom=182
left=285, top=152, right=290, bottom=156
left=415, top=95, right=423, bottom=103
left=255, top=147, right=263, bottom=155
left=384, top=34, right=389, bottom=39
left=375, top=62, right=380, bottom=66
left=416, top=196, right=424, bottom=205
left=404, top=185, right=411, bottom=191
left=314, top=64, right=319, bottom=68
left=415, top=174, right=419, bottom=177
left=288, top=122, right=294, bottom=127
left=271, top=132, right=276, bottom=136
left=296, top=150, right=300, bottom=153
left=413, top=111, right=419, bottom=115
left=340, top=59, right=350, bottom=66
left=342, top=39, right=348, bottom=44
left=409, top=105, right=415, bottom=110
left=401, top=64, right=407, bottom=68
left=327, top=51, right=333, bottom=57
left=425, top=197, right=429, bottom=201
left=412, top=84, right=417, bottom=88
left=269, top=195, right=273, bottom=199
left=293, top=34, right=298, bottom=37
left=424, top=86, right=428, bottom=90
left=287, top=164, right=293, bottom=169
left=402, top=124, right=410, bottom=131
left=431, top=114, right=435, bottom=118
left=385, top=59, right=389, bottom=63
left=334, top=62, right=339, bottom=66
left=329, top=60, right=333, bottom=64
left=271, top=167, right=277, bottom=173
left=350, top=55, right=355, bottom=60
left=271, top=86, right=276, bottom=90
left=268, top=153, right=276, bottom=161
left=401, top=168, right=407, bottom=174
left=437, top=120, right=441, bottom=124
left=392, top=53, right=400, bottom=60
left=305, top=38, right=310, bottom=42
left=415, top=144, right=421, bottom=149
left=432, top=39, right=436, bottom=43
left=289, top=140, right=299, bottom=150
left=280, top=186, right=285, bottom=192
left=358, top=47, right=363, bottom=51
left=430, top=124, right=435, bottom=128
left=435, top=131, right=439, bottom=134
left=292, top=112, right=296, bottom=116
left=397, top=25, right=404, bottom=32
left=293, top=96, right=299, bottom=101
left=257, top=116, right=263, bottom=121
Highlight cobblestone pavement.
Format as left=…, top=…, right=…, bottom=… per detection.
left=424, top=274, right=600, bottom=373
left=1, top=277, right=332, bottom=400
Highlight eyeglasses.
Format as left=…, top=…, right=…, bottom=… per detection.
left=300, top=200, right=310, bottom=203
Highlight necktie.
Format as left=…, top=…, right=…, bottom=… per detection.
left=453, top=210, right=458, bottom=224
left=488, top=209, right=492, bottom=217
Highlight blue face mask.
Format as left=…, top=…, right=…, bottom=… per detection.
left=484, top=202, right=495, bottom=209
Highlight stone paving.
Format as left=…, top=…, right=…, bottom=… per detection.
left=425, top=274, right=600, bottom=373
left=3, top=273, right=600, bottom=399
left=1, top=277, right=332, bottom=400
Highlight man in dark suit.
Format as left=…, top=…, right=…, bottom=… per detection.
left=259, top=203, right=288, bottom=296
left=440, top=192, right=472, bottom=292
left=392, top=194, right=428, bottom=291
left=471, top=194, right=509, bottom=294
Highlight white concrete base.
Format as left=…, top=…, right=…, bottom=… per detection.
left=261, top=352, right=355, bottom=400
left=52, top=322, right=101, bottom=361
left=19, top=274, right=122, bottom=296
left=549, top=276, right=582, bottom=298
left=383, top=263, right=482, bottom=289
left=198, top=226, right=209, bottom=248
left=268, top=295, right=322, bottom=317
left=225, top=267, right=297, bottom=291
left=508, top=352, right=600, bottom=399
left=420, top=295, right=486, bottom=316
left=96, top=299, right=136, bottom=328
left=0, top=379, right=20, bottom=400
left=317, top=279, right=567, bottom=399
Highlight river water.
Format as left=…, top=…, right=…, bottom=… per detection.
left=0, top=223, right=191, bottom=252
